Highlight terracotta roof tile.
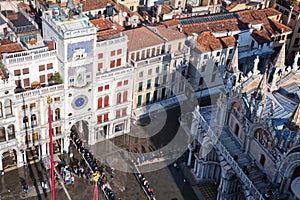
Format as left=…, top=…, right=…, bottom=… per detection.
left=90, top=18, right=124, bottom=41
left=123, top=26, right=165, bottom=51
left=251, top=30, right=272, bottom=44
left=154, top=25, right=186, bottom=41
left=195, top=32, right=236, bottom=53
left=81, top=0, right=114, bottom=11
left=164, top=19, right=180, bottom=28
left=182, top=18, right=247, bottom=36
left=0, top=39, right=24, bottom=58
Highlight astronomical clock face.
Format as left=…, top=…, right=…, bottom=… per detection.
left=71, top=95, right=88, bottom=110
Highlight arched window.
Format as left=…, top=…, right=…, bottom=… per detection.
left=0, top=127, right=5, bottom=142
left=98, top=98, right=102, bottom=109
left=4, top=99, right=12, bottom=116
left=55, top=108, right=60, bottom=120
left=116, top=93, right=122, bottom=104
left=7, top=124, right=15, bottom=140
left=104, top=96, right=109, bottom=107
left=31, top=114, right=37, bottom=127
left=123, top=91, right=128, bottom=102
left=0, top=102, right=2, bottom=117
left=23, top=116, right=29, bottom=129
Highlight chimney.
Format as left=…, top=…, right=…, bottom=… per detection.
left=48, top=41, right=55, bottom=50
left=3, top=27, right=7, bottom=37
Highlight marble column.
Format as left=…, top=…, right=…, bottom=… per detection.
left=196, top=161, right=201, bottom=177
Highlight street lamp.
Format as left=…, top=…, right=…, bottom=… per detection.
left=47, top=96, right=56, bottom=200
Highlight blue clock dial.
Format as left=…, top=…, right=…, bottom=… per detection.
left=72, top=95, right=88, bottom=110
left=75, top=97, right=85, bottom=107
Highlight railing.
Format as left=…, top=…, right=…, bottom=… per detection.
left=42, top=12, right=97, bottom=38
left=15, top=84, right=64, bottom=100
left=96, top=34, right=126, bottom=48
left=194, top=109, right=265, bottom=200
left=2, top=47, right=57, bottom=65
left=130, top=54, right=171, bottom=68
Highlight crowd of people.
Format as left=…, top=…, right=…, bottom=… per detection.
left=135, top=172, right=155, bottom=200
left=71, top=131, right=116, bottom=200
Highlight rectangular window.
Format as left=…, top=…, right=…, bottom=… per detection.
left=156, top=67, right=160, bottom=73
left=138, top=82, right=143, bottom=92
left=130, top=6, right=134, bottom=11
left=30, top=103, right=36, bottom=109
left=23, top=68, right=29, bottom=74
left=98, top=86, right=103, bottom=92
left=155, top=77, right=159, bottom=87
left=24, top=78, right=30, bottom=87
left=146, top=92, right=150, bottom=104
left=105, top=85, right=109, bottom=90
left=22, top=105, right=28, bottom=110
left=47, top=73, right=53, bottom=81
left=14, top=69, right=21, bottom=76
left=25, top=135, right=31, bottom=143
left=110, top=60, right=115, bottom=68
left=47, top=63, right=53, bottom=69
left=40, top=75, right=45, bottom=83
left=117, top=81, right=122, bottom=87
left=216, top=52, right=220, bottom=56
left=163, top=75, right=167, bottom=85
left=122, top=108, right=126, bottom=116
left=116, top=58, right=121, bottom=67
left=39, top=65, right=45, bottom=71
left=139, top=71, right=143, bottom=78
left=117, top=49, right=122, bottom=55
left=124, top=80, right=128, bottom=85
left=111, top=50, right=116, bottom=57
left=33, top=133, right=38, bottom=143
left=56, top=126, right=62, bottom=135
left=98, top=53, right=103, bottom=59
left=116, top=110, right=121, bottom=118
left=98, top=63, right=103, bottom=71
left=147, top=79, right=151, bottom=89
left=97, top=115, right=102, bottom=123
left=203, top=54, right=208, bottom=59
left=148, top=69, right=152, bottom=75
left=137, top=95, right=142, bottom=106
left=104, top=113, right=109, bottom=122
left=229, top=49, right=233, bottom=54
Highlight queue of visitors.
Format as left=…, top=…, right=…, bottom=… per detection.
left=71, top=131, right=116, bottom=200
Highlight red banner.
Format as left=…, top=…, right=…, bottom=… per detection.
left=94, top=183, right=98, bottom=200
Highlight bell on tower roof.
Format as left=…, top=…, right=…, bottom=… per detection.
left=273, top=43, right=286, bottom=68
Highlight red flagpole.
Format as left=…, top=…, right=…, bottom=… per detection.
left=48, top=97, right=56, bottom=200
left=94, top=183, right=98, bottom=200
